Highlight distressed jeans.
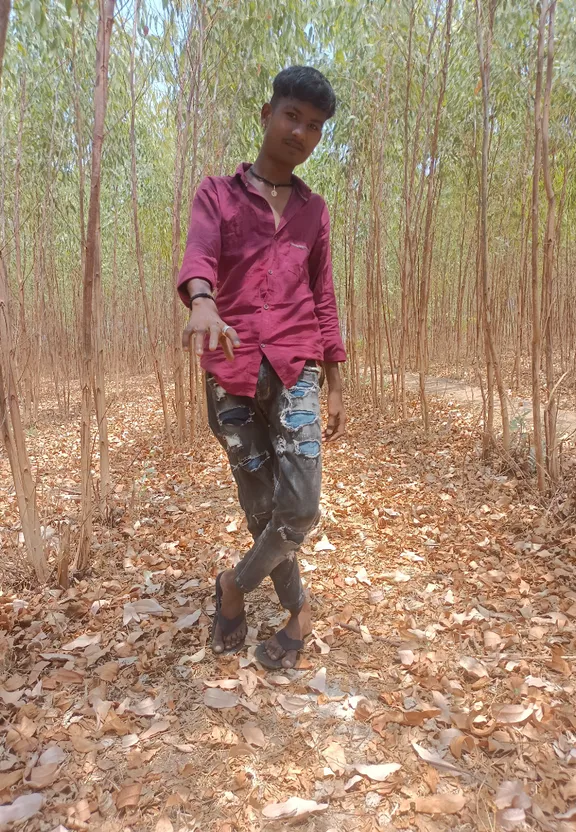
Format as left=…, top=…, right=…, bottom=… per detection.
left=206, top=359, right=322, bottom=611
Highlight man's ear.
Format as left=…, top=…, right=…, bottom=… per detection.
left=261, top=102, right=272, bottom=129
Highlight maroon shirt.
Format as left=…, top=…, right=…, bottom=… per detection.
left=178, top=163, right=346, bottom=397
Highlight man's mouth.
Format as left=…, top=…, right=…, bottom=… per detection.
left=284, top=139, right=304, bottom=152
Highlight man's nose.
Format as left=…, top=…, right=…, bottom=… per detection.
left=292, top=123, right=306, bottom=141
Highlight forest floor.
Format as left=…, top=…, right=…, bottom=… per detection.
left=0, top=378, right=576, bottom=832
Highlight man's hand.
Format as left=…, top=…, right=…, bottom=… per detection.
left=324, top=388, right=346, bottom=442
left=182, top=297, right=240, bottom=361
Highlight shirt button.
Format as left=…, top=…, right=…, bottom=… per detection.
left=263, top=304, right=269, bottom=310
left=261, top=343, right=266, bottom=349
left=268, top=269, right=273, bottom=275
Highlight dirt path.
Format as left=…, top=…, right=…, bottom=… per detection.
left=405, top=372, right=576, bottom=437
left=0, top=381, right=574, bottom=831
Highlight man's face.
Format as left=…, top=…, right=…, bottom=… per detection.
left=261, top=97, right=327, bottom=167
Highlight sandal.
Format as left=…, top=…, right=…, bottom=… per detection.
left=211, top=572, right=247, bottom=655
left=255, top=628, right=310, bottom=669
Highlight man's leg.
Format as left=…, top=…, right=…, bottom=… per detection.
left=206, top=373, right=275, bottom=652
left=233, top=362, right=322, bottom=666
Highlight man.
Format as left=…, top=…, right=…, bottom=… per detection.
left=178, top=66, right=346, bottom=669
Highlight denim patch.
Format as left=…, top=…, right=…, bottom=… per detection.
left=281, top=410, right=317, bottom=431
left=296, top=440, right=321, bottom=459
left=219, top=405, right=253, bottom=427
left=289, top=379, right=314, bottom=398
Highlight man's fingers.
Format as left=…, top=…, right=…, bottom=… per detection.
left=325, top=412, right=345, bottom=442
left=182, top=324, right=193, bottom=350
left=220, top=326, right=240, bottom=361
left=208, top=324, right=222, bottom=352
left=194, top=329, right=205, bottom=356
left=220, top=333, right=234, bottom=361
left=223, top=326, right=241, bottom=347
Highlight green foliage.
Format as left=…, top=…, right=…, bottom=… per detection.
left=1, top=0, right=576, bottom=370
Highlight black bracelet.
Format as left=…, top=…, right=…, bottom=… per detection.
left=189, top=292, right=215, bottom=308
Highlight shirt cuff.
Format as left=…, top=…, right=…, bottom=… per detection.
left=177, top=270, right=215, bottom=306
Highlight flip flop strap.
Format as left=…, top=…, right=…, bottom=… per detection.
left=276, top=628, right=304, bottom=653
left=215, top=573, right=246, bottom=638
left=219, top=610, right=246, bottom=638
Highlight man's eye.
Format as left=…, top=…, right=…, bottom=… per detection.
left=309, top=124, right=320, bottom=132
left=286, top=112, right=297, bottom=120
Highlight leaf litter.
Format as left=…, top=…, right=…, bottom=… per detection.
left=0, top=380, right=575, bottom=830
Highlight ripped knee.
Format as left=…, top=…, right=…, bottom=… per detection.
left=219, top=405, right=253, bottom=428
left=234, top=450, right=270, bottom=473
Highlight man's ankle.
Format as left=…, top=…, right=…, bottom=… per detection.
left=221, top=569, right=243, bottom=598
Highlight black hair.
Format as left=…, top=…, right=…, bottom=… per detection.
left=271, top=66, right=336, bottom=119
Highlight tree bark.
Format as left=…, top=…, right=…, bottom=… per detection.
left=77, top=0, right=115, bottom=571
left=541, top=1, right=558, bottom=483
left=130, top=0, right=172, bottom=444
left=530, top=1, right=549, bottom=493
left=475, top=0, right=510, bottom=454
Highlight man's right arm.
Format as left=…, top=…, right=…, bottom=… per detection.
left=178, top=180, right=240, bottom=358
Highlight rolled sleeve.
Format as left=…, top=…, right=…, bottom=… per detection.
left=177, top=177, right=221, bottom=305
left=309, top=205, right=346, bottom=363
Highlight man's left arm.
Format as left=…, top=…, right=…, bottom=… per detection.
left=309, top=204, right=347, bottom=442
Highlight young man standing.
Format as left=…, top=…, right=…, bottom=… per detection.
left=178, top=66, right=346, bottom=669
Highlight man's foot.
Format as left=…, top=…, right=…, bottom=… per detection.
left=261, top=601, right=312, bottom=668
left=212, top=570, right=247, bottom=654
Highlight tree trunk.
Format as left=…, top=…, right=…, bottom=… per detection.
left=0, top=0, right=10, bottom=87
left=530, top=1, right=548, bottom=493
left=541, top=1, right=558, bottom=483
left=475, top=0, right=510, bottom=455
left=130, top=0, right=172, bottom=444
left=417, top=0, right=453, bottom=430
left=76, top=0, right=115, bottom=572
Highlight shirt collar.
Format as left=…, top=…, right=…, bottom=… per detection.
left=236, top=162, right=311, bottom=201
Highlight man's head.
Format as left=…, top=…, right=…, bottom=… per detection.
left=260, top=66, right=336, bottom=168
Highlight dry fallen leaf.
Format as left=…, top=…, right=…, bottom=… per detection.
left=123, top=599, right=166, bottom=624
left=398, top=648, right=415, bottom=666
left=242, top=722, right=266, bottom=748
left=179, top=647, right=205, bottom=664
left=140, top=719, right=170, bottom=740
left=494, top=781, right=532, bottom=811
left=96, top=661, right=119, bottom=681
left=116, top=782, right=142, bottom=810
left=68, top=724, right=98, bottom=754
left=28, top=763, right=59, bottom=789
left=308, top=667, right=327, bottom=693
left=0, top=793, right=44, bottom=824
left=175, top=610, right=201, bottom=629
left=0, top=687, right=25, bottom=706
left=62, top=632, right=101, bottom=650
left=411, top=741, right=465, bottom=775
left=321, top=741, right=347, bottom=775
left=277, top=694, right=309, bottom=714
left=353, top=762, right=402, bottom=782
left=155, top=817, right=175, bottom=832
left=415, top=792, right=466, bottom=815
left=314, top=535, right=335, bottom=552
left=0, top=768, right=23, bottom=789
left=459, top=656, right=489, bottom=679
left=493, top=704, right=534, bottom=725
left=203, top=688, right=239, bottom=709
left=262, top=797, right=328, bottom=820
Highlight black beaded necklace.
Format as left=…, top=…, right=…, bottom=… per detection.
left=249, top=166, right=293, bottom=197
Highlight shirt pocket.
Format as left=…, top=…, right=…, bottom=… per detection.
left=287, top=241, right=311, bottom=284
left=220, top=208, right=251, bottom=251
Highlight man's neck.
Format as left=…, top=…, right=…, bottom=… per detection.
left=251, top=151, right=295, bottom=184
